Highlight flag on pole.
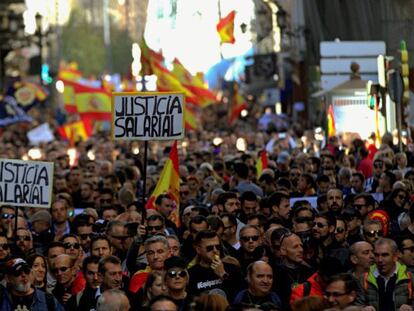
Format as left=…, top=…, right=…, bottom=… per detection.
left=57, top=118, right=93, bottom=146
left=61, top=79, right=112, bottom=120
left=327, top=104, right=336, bottom=137
left=139, top=37, right=164, bottom=76
left=58, top=62, right=82, bottom=82
left=256, top=150, right=268, bottom=178
left=229, top=82, right=247, bottom=125
left=216, top=10, right=236, bottom=44
left=146, top=141, right=181, bottom=227
left=373, top=94, right=381, bottom=147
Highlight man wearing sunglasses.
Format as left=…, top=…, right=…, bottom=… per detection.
left=325, top=273, right=358, bottom=309
left=14, top=228, right=35, bottom=260
left=188, top=230, right=244, bottom=302
left=0, top=206, right=16, bottom=236
left=236, top=225, right=265, bottom=275
left=0, top=233, right=11, bottom=264
left=397, top=235, right=414, bottom=273
left=0, top=258, right=63, bottom=310
left=52, top=254, right=76, bottom=305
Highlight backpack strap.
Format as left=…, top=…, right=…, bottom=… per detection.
left=303, top=281, right=311, bottom=297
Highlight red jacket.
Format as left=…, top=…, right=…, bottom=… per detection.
left=290, top=272, right=324, bottom=304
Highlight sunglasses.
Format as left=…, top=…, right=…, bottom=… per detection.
left=335, top=227, right=345, bottom=234
left=313, top=222, right=327, bottom=229
left=403, top=246, right=414, bottom=253
left=14, top=267, right=31, bottom=277
left=0, top=243, right=10, bottom=250
left=52, top=266, right=70, bottom=274
left=147, top=225, right=163, bottom=231
left=205, top=244, right=221, bottom=252
left=79, top=233, right=92, bottom=240
left=364, top=230, right=383, bottom=238
left=167, top=270, right=187, bottom=279
left=111, top=235, right=129, bottom=241
left=353, top=204, right=365, bottom=210
left=397, top=195, right=407, bottom=201
left=240, top=235, right=260, bottom=243
left=16, top=236, right=31, bottom=242
left=64, top=243, right=81, bottom=250
left=1, top=213, right=15, bottom=220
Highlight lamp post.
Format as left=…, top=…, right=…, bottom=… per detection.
left=35, top=13, right=43, bottom=85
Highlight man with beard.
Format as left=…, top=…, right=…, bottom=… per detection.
left=269, top=191, right=292, bottom=228
left=312, top=212, right=349, bottom=266
left=327, top=188, right=344, bottom=215
left=233, top=261, right=281, bottom=307
left=0, top=258, right=63, bottom=310
left=272, top=231, right=314, bottom=309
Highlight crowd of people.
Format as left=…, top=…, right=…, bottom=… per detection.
left=1, top=120, right=414, bottom=311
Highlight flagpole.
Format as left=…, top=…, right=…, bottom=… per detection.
left=141, top=80, right=148, bottom=206
left=217, top=0, right=224, bottom=59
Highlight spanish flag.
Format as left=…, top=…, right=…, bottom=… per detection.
left=61, top=79, right=112, bottom=121
left=216, top=10, right=236, bottom=44
left=327, top=104, right=336, bottom=137
left=146, top=141, right=181, bottom=227
left=256, top=150, right=268, bottom=178
left=57, top=118, right=93, bottom=146
left=140, top=37, right=164, bottom=76
left=229, top=82, right=247, bottom=125
left=58, top=62, right=82, bottom=82
left=184, top=104, right=199, bottom=131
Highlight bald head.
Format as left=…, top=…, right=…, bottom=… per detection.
left=247, top=261, right=273, bottom=296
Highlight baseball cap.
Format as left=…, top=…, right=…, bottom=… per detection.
left=30, top=210, right=51, bottom=224
left=277, top=151, right=290, bottom=165
left=5, top=258, right=30, bottom=275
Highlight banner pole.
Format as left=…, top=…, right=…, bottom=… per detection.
left=14, top=206, right=18, bottom=241
left=142, top=140, right=148, bottom=206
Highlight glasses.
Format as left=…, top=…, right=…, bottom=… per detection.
left=167, top=270, right=187, bottom=279
left=353, top=204, right=365, bottom=211
left=364, top=230, right=383, bottom=238
left=403, top=246, right=414, bottom=253
left=205, top=244, right=221, bottom=252
left=324, top=291, right=349, bottom=298
left=313, top=222, right=327, bottom=229
left=16, top=236, right=31, bottom=242
left=279, top=231, right=293, bottom=245
left=52, top=266, right=70, bottom=274
left=64, top=243, right=81, bottom=250
left=240, top=235, right=260, bottom=243
left=14, top=267, right=31, bottom=277
left=397, top=195, right=407, bottom=201
left=111, top=235, right=129, bottom=241
left=147, top=225, right=163, bottom=231
left=335, top=228, right=345, bottom=234
left=0, top=243, right=10, bottom=250
left=79, top=233, right=92, bottom=240
left=1, top=213, right=15, bottom=220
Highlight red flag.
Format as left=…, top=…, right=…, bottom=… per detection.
left=140, top=37, right=164, bottom=76
left=256, top=150, right=268, bottom=178
left=229, top=82, right=247, bottom=125
left=327, top=104, right=336, bottom=137
left=57, top=118, right=93, bottom=146
left=217, top=10, right=236, bottom=44
left=146, top=141, right=181, bottom=227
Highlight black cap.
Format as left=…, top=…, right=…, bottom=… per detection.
left=164, top=256, right=187, bottom=271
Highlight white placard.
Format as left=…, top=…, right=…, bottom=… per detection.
left=112, top=92, right=185, bottom=141
left=27, top=123, right=55, bottom=144
left=0, top=159, right=54, bottom=208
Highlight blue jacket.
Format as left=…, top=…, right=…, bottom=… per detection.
left=0, top=287, right=64, bottom=311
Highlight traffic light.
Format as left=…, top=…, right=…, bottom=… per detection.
left=400, top=40, right=410, bottom=103
left=41, top=63, right=53, bottom=85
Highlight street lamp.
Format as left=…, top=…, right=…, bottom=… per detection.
left=35, top=13, right=43, bottom=85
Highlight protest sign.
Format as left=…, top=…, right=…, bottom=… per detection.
left=27, top=123, right=55, bottom=144
left=112, top=92, right=185, bottom=140
left=0, top=159, right=54, bottom=208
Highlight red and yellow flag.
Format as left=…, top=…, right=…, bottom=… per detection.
left=58, top=62, right=82, bottom=82
left=140, top=37, right=164, bottom=76
left=256, top=150, right=268, bottom=178
left=217, top=10, right=236, bottom=44
left=229, top=82, right=247, bottom=125
left=57, top=118, right=93, bottom=146
left=61, top=79, right=112, bottom=120
left=146, top=141, right=181, bottom=227
left=327, top=104, right=336, bottom=137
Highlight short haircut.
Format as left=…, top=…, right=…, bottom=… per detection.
left=147, top=214, right=165, bottom=225
left=315, top=211, right=336, bottom=228
left=98, top=255, right=121, bottom=274
left=396, top=234, right=414, bottom=251
left=82, top=255, right=100, bottom=275
left=240, top=191, right=257, bottom=204
left=220, top=213, right=237, bottom=227
left=194, top=230, right=218, bottom=245
left=60, top=233, right=80, bottom=243
left=327, top=273, right=359, bottom=293
left=91, top=234, right=111, bottom=249
left=268, top=191, right=289, bottom=207
left=155, top=194, right=172, bottom=206
left=96, top=289, right=129, bottom=311
left=189, top=215, right=208, bottom=229
left=240, top=224, right=261, bottom=237
left=352, top=172, right=365, bottom=183
left=144, top=235, right=169, bottom=250
left=215, top=192, right=237, bottom=206
left=106, top=220, right=126, bottom=235
left=233, top=162, right=249, bottom=179
left=45, top=241, right=65, bottom=256
left=375, top=237, right=398, bottom=253
left=148, top=295, right=177, bottom=311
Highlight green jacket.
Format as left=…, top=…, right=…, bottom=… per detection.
left=357, top=262, right=414, bottom=311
